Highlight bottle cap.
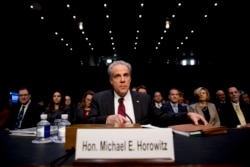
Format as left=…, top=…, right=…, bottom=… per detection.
left=40, top=114, right=48, bottom=119
left=61, top=114, right=68, bottom=120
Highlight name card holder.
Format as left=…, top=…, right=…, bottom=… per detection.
left=74, top=127, right=175, bottom=165
left=65, top=124, right=141, bottom=150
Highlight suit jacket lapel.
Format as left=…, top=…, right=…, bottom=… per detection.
left=167, top=103, right=174, bottom=113
left=131, top=92, right=141, bottom=122
left=207, top=103, right=213, bottom=116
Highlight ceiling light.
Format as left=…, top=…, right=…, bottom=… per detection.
left=78, top=21, right=84, bottom=30
left=30, top=2, right=42, bottom=11
left=165, top=18, right=171, bottom=29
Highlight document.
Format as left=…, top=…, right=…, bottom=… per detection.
left=9, top=126, right=58, bottom=136
left=168, top=124, right=228, bottom=137
left=9, top=127, right=37, bottom=136
left=141, top=124, right=161, bottom=128
left=171, top=129, right=202, bottom=137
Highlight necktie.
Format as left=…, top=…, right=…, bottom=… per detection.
left=118, top=98, right=126, bottom=117
left=235, top=104, right=247, bottom=125
left=173, top=104, right=178, bottom=113
left=15, top=105, right=25, bottom=129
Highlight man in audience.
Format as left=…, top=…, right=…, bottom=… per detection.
left=137, top=85, right=148, bottom=94
left=214, top=89, right=227, bottom=121
left=220, top=86, right=250, bottom=128
left=87, top=60, right=208, bottom=127
left=152, top=91, right=166, bottom=109
left=215, top=90, right=227, bottom=104
left=159, top=88, right=190, bottom=126
left=240, top=92, right=250, bottom=104
left=165, top=88, right=189, bottom=113
left=5, top=86, right=43, bottom=130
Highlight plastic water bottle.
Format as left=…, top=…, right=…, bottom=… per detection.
left=57, top=114, right=71, bottom=143
left=33, top=114, right=51, bottom=143
left=61, top=114, right=71, bottom=127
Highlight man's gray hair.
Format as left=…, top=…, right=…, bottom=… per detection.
left=107, top=60, right=132, bottom=77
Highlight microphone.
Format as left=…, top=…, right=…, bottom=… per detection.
left=118, top=98, right=133, bottom=124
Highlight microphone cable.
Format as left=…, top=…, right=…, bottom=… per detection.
left=126, top=113, right=133, bottom=124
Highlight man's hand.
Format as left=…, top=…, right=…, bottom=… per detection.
left=188, top=112, right=208, bottom=125
left=106, top=114, right=132, bottom=125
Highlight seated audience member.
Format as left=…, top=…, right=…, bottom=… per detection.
left=240, top=92, right=250, bottom=104
left=159, top=88, right=189, bottom=126
left=130, top=86, right=137, bottom=92
left=220, top=86, right=250, bottom=128
left=64, top=94, right=72, bottom=108
left=178, top=91, right=190, bottom=111
left=215, top=90, right=227, bottom=104
left=37, top=98, right=47, bottom=113
left=87, top=60, right=208, bottom=127
left=214, top=89, right=227, bottom=112
left=43, top=90, right=69, bottom=124
left=72, top=90, right=95, bottom=124
left=0, top=90, right=10, bottom=131
left=178, top=91, right=189, bottom=105
left=189, top=87, right=220, bottom=126
left=5, top=86, right=43, bottom=130
left=152, top=91, right=166, bottom=109
left=137, top=85, right=148, bottom=94
left=64, top=94, right=75, bottom=122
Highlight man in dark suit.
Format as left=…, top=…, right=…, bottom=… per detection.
left=214, top=89, right=227, bottom=118
left=220, top=86, right=250, bottom=128
left=5, top=87, right=43, bottom=130
left=163, top=88, right=189, bottom=114
left=159, top=88, right=190, bottom=126
left=87, top=60, right=207, bottom=127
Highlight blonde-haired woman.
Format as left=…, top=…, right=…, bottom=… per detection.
left=189, top=87, right=220, bottom=126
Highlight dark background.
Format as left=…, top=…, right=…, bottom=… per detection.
left=2, top=65, right=249, bottom=104
left=1, top=0, right=249, bottom=103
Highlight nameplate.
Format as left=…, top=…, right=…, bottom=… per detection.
left=75, top=128, right=175, bottom=161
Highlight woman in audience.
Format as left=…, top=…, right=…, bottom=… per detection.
left=43, top=90, right=69, bottom=124
left=72, top=90, right=95, bottom=124
left=64, top=94, right=76, bottom=122
left=189, top=87, right=220, bottom=126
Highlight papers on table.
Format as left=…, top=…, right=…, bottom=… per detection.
left=9, top=126, right=58, bottom=136
left=9, top=127, right=36, bottom=136
left=141, top=124, right=161, bottom=128
left=171, top=129, right=202, bottom=137
left=168, top=124, right=228, bottom=137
